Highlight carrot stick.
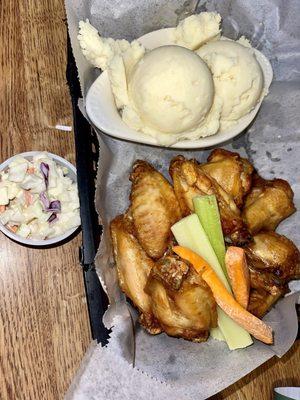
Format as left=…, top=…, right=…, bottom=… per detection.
left=173, top=246, right=273, bottom=344
left=225, top=247, right=250, bottom=309
left=173, top=245, right=210, bottom=274
left=202, top=267, right=272, bottom=344
left=7, top=225, right=18, bottom=233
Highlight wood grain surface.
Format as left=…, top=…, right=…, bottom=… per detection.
left=0, top=0, right=299, bottom=399
left=0, top=0, right=91, bottom=399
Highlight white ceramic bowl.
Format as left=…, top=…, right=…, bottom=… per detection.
left=86, top=28, right=273, bottom=149
left=0, top=151, right=79, bottom=247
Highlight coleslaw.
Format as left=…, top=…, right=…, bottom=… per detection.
left=0, top=152, right=80, bottom=240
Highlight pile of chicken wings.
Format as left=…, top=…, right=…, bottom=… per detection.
left=110, top=149, right=299, bottom=342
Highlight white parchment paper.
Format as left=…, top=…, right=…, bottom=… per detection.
left=65, top=1, right=300, bottom=398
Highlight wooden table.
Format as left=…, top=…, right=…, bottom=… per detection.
left=0, top=0, right=299, bottom=399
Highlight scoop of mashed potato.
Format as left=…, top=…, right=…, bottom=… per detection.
left=174, top=12, right=221, bottom=50
left=197, top=40, right=264, bottom=125
left=78, top=13, right=267, bottom=145
left=128, top=45, right=215, bottom=134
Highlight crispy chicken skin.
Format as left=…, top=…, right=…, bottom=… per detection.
left=246, top=231, right=300, bottom=317
left=245, top=231, right=300, bottom=282
left=248, top=267, right=284, bottom=296
left=110, top=151, right=299, bottom=338
left=110, top=213, right=154, bottom=314
left=130, top=160, right=182, bottom=259
left=242, top=174, right=296, bottom=234
left=169, top=155, right=251, bottom=245
left=110, top=213, right=162, bottom=334
left=110, top=215, right=159, bottom=328
left=248, top=288, right=286, bottom=318
left=145, top=256, right=217, bottom=341
left=202, top=149, right=254, bottom=208
left=150, top=256, right=190, bottom=291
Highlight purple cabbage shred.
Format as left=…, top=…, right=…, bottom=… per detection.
left=47, top=200, right=61, bottom=213
left=40, top=162, right=50, bottom=189
left=40, top=193, right=61, bottom=213
left=47, top=213, right=58, bottom=224
left=39, top=192, right=50, bottom=209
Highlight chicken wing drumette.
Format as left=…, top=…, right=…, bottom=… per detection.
left=245, top=231, right=300, bottom=317
left=242, top=174, right=296, bottom=234
left=202, top=148, right=254, bottom=208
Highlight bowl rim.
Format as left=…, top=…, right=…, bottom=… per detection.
left=0, top=151, right=79, bottom=247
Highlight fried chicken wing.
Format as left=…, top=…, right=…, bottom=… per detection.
left=245, top=231, right=300, bottom=282
left=130, top=160, right=182, bottom=259
left=150, top=255, right=189, bottom=291
left=110, top=213, right=162, bottom=334
left=248, top=267, right=284, bottom=296
left=145, top=256, right=217, bottom=341
left=242, top=174, right=296, bottom=234
left=248, top=288, right=286, bottom=318
left=245, top=231, right=299, bottom=317
left=169, top=155, right=251, bottom=244
left=110, top=150, right=299, bottom=339
left=202, top=149, right=254, bottom=207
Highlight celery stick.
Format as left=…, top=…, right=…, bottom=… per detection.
left=210, top=327, right=225, bottom=342
left=171, top=214, right=230, bottom=290
left=193, top=195, right=227, bottom=277
left=217, top=309, right=252, bottom=350
left=171, top=214, right=253, bottom=349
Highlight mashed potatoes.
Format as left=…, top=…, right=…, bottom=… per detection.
left=78, top=12, right=267, bottom=145
left=174, top=12, right=221, bottom=50
left=127, top=46, right=214, bottom=134
left=197, top=40, right=264, bottom=127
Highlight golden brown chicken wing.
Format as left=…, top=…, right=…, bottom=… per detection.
left=248, top=267, right=284, bottom=296
left=245, top=231, right=299, bottom=317
left=169, top=155, right=251, bottom=245
left=110, top=213, right=161, bottom=334
left=145, top=255, right=217, bottom=341
left=110, top=151, right=299, bottom=338
left=202, top=148, right=254, bottom=208
left=130, top=160, right=182, bottom=259
left=242, top=174, right=296, bottom=234
left=245, top=231, right=300, bottom=282
left=248, top=288, right=286, bottom=318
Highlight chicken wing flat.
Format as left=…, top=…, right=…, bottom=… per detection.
left=245, top=231, right=299, bottom=317
left=169, top=155, right=251, bottom=244
left=242, top=174, right=296, bottom=234
left=130, top=160, right=182, bottom=259
left=202, top=148, right=254, bottom=208
left=145, top=255, right=217, bottom=341
left=110, top=213, right=162, bottom=334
